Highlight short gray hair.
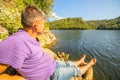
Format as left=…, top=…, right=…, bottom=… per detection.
left=21, top=5, right=45, bottom=28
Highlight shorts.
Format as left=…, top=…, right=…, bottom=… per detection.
left=48, top=60, right=82, bottom=80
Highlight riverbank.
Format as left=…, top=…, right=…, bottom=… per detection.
left=39, top=30, right=94, bottom=80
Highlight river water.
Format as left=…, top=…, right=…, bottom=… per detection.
left=51, top=30, right=120, bottom=80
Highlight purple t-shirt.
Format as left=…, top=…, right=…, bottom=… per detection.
left=0, top=29, right=56, bottom=80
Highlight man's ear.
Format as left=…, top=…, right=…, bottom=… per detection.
left=32, top=21, right=39, bottom=30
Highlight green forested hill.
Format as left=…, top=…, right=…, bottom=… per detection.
left=49, top=17, right=90, bottom=30
left=49, top=16, right=120, bottom=30
left=87, top=16, right=120, bottom=30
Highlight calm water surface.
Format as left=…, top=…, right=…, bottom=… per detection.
left=51, top=30, right=120, bottom=80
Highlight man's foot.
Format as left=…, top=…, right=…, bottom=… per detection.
left=80, top=54, right=87, bottom=64
left=79, top=58, right=97, bottom=75
left=88, top=58, right=96, bottom=66
left=74, top=54, right=86, bottom=66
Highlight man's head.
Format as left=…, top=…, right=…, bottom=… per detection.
left=21, top=5, right=45, bottom=35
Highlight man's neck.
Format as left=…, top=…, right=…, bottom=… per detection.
left=23, top=28, right=37, bottom=40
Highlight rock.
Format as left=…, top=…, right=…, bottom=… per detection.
left=0, top=25, right=8, bottom=34
left=57, top=52, right=70, bottom=61
left=70, top=67, right=93, bottom=80
left=0, top=25, right=8, bottom=38
left=39, top=30, right=57, bottom=48
left=0, top=74, right=25, bottom=80
left=42, top=48, right=59, bottom=60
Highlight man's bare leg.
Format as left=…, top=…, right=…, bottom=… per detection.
left=79, top=58, right=96, bottom=75
left=74, top=54, right=86, bottom=66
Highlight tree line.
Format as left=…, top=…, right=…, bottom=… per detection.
left=49, top=16, right=120, bottom=30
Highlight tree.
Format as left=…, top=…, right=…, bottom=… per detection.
left=23, top=0, right=54, bottom=15
left=0, top=0, right=24, bottom=34
left=0, top=0, right=54, bottom=35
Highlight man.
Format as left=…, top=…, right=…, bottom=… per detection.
left=0, top=5, right=96, bottom=80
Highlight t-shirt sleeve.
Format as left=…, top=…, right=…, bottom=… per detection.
left=0, top=37, right=29, bottom=69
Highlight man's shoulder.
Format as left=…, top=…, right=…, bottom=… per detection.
left=0, top=32, right=25, bottom=45
left=8, top=33, right=23, bottom=42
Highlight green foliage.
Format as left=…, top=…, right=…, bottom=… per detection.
left=0, top=0, right=54, bottom=35
left=34, top=0, right=54, bottom=15
left=22, top=0, right=54, bottom=15
left=0, top=34, right=7, bottom=39
left=115, top=17, right=120, bottom=28
left=49, top=17, right=90, bottom=30
left=0, top=0, right=24, bottom=34
left=49, top=16, right=120, bottom=30
left=44, top=23, right=50, bottom=30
